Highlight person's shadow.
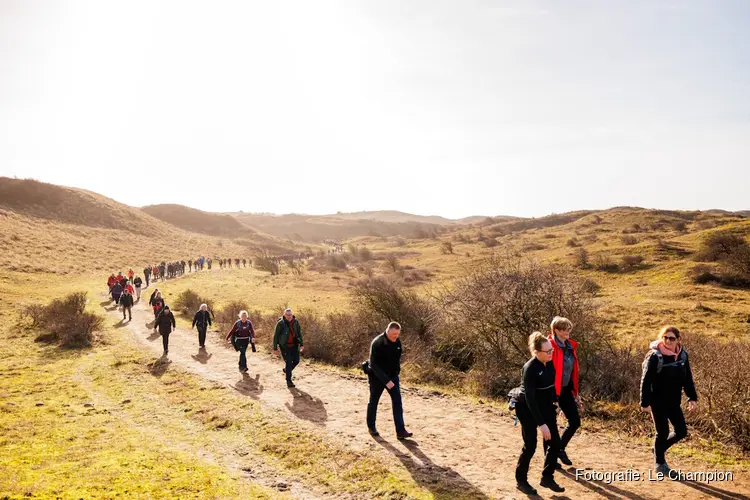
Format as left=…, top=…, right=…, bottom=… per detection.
left=373, top=438, right=490, bottom=499
left=679, top=479, right=749, bottom=500
left=191, top=347, right=213, bottom=364
left=114, top=318, right=129, bottom=328
left=147, top=356, right=171, bottom=377
left=232, top=372, right=263, bottom=399
left=147, top=330, right=161, bottom=342
left=285, top=387, right=327, bottom=425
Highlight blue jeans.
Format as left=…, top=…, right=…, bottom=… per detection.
left=281, top=346, right=300, bottom=383
left=367, top=375, right=405, bottom=433
left=238, top=343, right=248, bottom=370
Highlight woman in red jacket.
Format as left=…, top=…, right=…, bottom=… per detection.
left=546, top=316, right=582, bottom=468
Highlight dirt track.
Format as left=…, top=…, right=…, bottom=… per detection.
left=103, top=288, right=749, bottom=499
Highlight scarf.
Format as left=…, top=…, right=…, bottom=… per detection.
left=649, top=339, right=681, bottom=358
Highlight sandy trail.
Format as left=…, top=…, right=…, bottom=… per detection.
left=103, top=288, right=749, bottom=499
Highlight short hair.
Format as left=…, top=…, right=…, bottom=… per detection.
left=659, top=325, right=680, bottom=339
left=238, top=310, right=248, bottom=317
left=528, top=331, right=548, bottom=355
left=551, top=316, right=573, bottom=333
left=386, top=321, right=401, bottom=332
left=284, top=308, right=293, bottom=314
left=200, top=303, right=207, bottom=309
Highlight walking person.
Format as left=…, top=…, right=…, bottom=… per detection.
left=365, top=321, right=413, bottom=440
left=110, top=281, right=123, bottom=305
left=641, top=326, right=697, bottom=475
left=133, top=275, right=143, bottom=301
left=545, top=316, right=582, bottom=467
left=120, top=288, right=134, bottom=321
left=192, top=303, right=212, bottom=348
left=143, top=266, right=151, bottom=287
left=225, top=310, right=255, bottom=372
left=155, top=305, right=176, bottom=355
left=272, top=308, right=304, bottom=387
left=515, top=332, right=565, bottom=494
left=150, top=290, right=165, bottom=331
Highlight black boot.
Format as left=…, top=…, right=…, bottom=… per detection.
left=540, top=476, right=565, bottom=492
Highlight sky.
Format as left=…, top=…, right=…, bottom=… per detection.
left=1, top=0, right=749, bottom=219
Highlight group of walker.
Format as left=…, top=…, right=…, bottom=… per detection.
left=105, top=271, right=698, bottom=493
left=510, top=318, right=697, bottom=494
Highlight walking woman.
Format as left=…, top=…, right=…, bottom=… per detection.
left=515, top=332, right=565, bottom=494
left=192, top=303, right=212, bottom=348
left=225, top=310, right=255, bottom=372
left=546, top=316, right=582, bottom=467
left=641, top=326, right=697, bottom=475
left=155, top=305, right=176, bottom=355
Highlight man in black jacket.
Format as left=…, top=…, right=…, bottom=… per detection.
left=191, top=303, right=212, bottom=348
left=120, top=289, right=134, bottom=321
left=366, top=322, right=413, bottom=440
left=155, top=305, right=176, bottom=355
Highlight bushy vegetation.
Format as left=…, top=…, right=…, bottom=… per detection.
left=20, top=292, right=103, bottom=348
left=173, top=289, right=214, bottom=316
left=693, top=231, right=750, bottom=287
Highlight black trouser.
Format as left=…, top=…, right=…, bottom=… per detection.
left=544, top=382, right=580, bottom=454
left=281, top=345, right=300, bottom=383
left=162, top=332, right=170, bottom=352
left=112, top=294, right=121, bottom=305
left=237, top=340, right=248, bottom=370
left=651, top=403, right=687, bottom=464
left=122, top=306, right=132, bottom=320
left=367, top=375, right=406, bottom=433
left=197, top=325, right=207, bottom=347
left=516, top=402, right=561, bottom=482
left=145, top=275, right=150, bottom=286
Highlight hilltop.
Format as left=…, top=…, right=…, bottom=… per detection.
left=141, top=204, right=259, bottom=239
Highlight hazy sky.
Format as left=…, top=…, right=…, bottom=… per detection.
left=1, top=1, right=749, bottom=218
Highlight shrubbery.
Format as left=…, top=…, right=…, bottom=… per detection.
left=20, top=292, right=103, bottom=348
left=173, top=289, right=214, bottom=316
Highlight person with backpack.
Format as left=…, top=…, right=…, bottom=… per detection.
left=225, top=310, right=255, bottom=372
left=365, top=321, right=413, bottom=440
left=152, top=265, right=159, bottom=282
left=514, top=331, right=565, bottom=494
left=150, top=291, right=165, bottom=329
left=155, top=305, right=176, bottom=355
left=120, top=288, right=134, bottom=321
left=545, top=316, right=582, bottom=468
left=640, top=326, right=697, bottom=475
left=272, top=308, right=304, bottom=387
left=133, top=276, right=143, bottom=301
left=110, top=281, right=123, bottom=305
left=192, top=303, right=212, bottom=348
left=107, top=273, right=117, bottom=293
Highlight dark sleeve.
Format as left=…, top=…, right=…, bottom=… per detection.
left=249, top=321, right=255, bottom=337
left=192, top=312, right=198, bottom=328
left=683, top=352, right=698, bottom=402
left=225, top=322, right=238, bottom=341
left=640, top=353, right=657, bottom=408
left=523, top=362, right=546, bottom=426
left=170, top=313, right=176, bottom=328
left=369, top=338, right=391, bottom=385
left=272, top=321, right=281, bottom=349
left=297, top=321, right=303, bottom=346
left=207, top=312, right=212, bottom=326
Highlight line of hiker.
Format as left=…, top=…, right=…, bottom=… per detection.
left=104, top=273, right=700, bottom=488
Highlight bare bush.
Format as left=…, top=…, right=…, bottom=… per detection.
left=593, top=253, right=619, bottom=272
left=620, top=254, right=645, bottom=270
left=566, top=237, right=580, bottom=247
left=254, top=251, right=279, bottom=275
left=442, top=254, right=602, bottom=396
left=620, top=235, right=638, bottom=245
left=696, top=231, right=748, bottom=262
left=174, top=289, right=214, bottom=316
left=385, top=253, right=400, bottom=272
left=20, top=292, right=102, bottom=348
left=573, top=247, right=589, bottom=269
left=441, top=241, right=454, bottom=254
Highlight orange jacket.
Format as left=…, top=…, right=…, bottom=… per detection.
left=547, top=334, right=579, bottom=396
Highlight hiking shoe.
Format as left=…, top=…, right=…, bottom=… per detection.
left=539, top=477, right=565, bottom=492
left=282, top=368, right=286, bottom=375
left=558, top=449, right=572, bottom=466
left=655, top=463, right=672, bottom=477
left=368, top=427, right=379, bottom=437
left=396, top=430, right=414, bottom=440
left=516, top=481, right=537, bottom=495
left=287, top=381, right=296, bottom=388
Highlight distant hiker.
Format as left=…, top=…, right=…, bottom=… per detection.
left=225, top=310, right=255, bottom=373
left=188, top=259, right=193, bottom=272
left=640, top=326, right=697, bottom=475
left=235, top=258, right=240, bottom=268
left=107, top=273, right=117, bottom=292
left=158, top=263, right=166, bottom=281
left=133, top=276, right=143, bottom=300
left=242, top=258, right=246, bottom=268
left=124, top=280, right=135, bottom=296
left=364, top=321, right=413, bottom=440
left=545, top=317, right=582, bottom=468
left=152, top=265, right=159, bottom=282
left=192, top=303, right=212, bottom=348
left=120, top=289, right=134, bottom=321
left=207, top=258, right=212, bottom=270
left=218, top=258, right=223, bottom=269
left=514, top=332, right=565, bottom=494
left=127, top=268, right=135, bottom=282
left=148, top=288, right=159, bottom=306
left=143, top=266, right=151, bottom=287
left=110, top=281, right=123, bottom=305
left=119, top=275, right=128, bottom=288
left=150, top=291, right=165, bottom=324
left=273, top=308, right=304, bottom=387
left=155, top=305, right=176, bottom=355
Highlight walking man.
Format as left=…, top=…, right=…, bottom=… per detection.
left=272, top=308, right=304, bottom=387
left=192, top=303, right=212, bottom=348
left=133, top=275, right=143, bottom=301
left=366, top=321, right=413, bottom=440
left=155, top=305, right=176, bottom=355
left=120, top=288, right=134, bottom=321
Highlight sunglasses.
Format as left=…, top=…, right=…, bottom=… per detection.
left=542, top=348, right=555, bottom=354
left=663, top=336, right=678, bottom=341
